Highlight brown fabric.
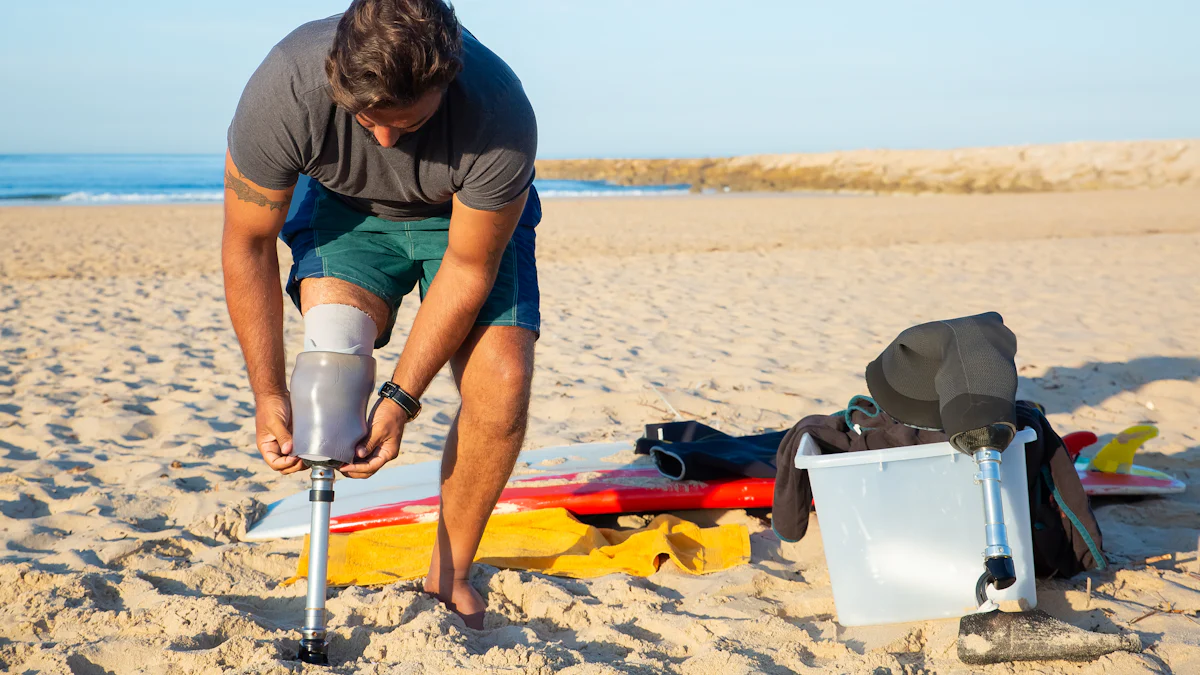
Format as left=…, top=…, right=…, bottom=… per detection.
left=772, top=398, right=943, bottom=542
left=1042, top=447, right=1107, bottom=574
left=772, top=400, right=1104, bottom=578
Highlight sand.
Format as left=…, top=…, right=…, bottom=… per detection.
left=2, top=188, right=1199, bottom=673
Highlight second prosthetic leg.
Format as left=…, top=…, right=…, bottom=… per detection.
left=949, top=424, right=1018, bottom=605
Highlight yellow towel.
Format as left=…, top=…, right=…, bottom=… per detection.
left=284, top=507, right=750, bottom=586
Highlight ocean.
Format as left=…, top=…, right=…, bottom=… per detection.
left=0, top=154, right=688, bottom=205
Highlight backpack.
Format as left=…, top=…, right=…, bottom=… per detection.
left=1020, top=404, right=1107, bottom=577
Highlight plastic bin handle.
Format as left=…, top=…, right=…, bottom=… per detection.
left=1012, top=426, right=1037, bottom=448
left=794, top=427, right=1038, bottom=470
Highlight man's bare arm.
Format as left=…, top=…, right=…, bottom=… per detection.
left=220, top=151, right=295, bottom=396
left=388, top=191, right=529, bottom=398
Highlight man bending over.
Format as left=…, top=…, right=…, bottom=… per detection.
left=222, top=0, right=540, bottom=628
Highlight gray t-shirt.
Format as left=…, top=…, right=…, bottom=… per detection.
left=228, top=16, right=537, bottom=221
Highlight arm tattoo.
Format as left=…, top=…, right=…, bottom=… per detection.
left=224, top=170, right=290, bottom=211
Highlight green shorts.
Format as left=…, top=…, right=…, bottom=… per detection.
left=280, top=178, right=541, bottom=348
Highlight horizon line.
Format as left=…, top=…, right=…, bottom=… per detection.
left=1, top=137, right=1196, bottom=161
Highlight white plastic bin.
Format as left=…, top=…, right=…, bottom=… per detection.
left=793, top=428, right=1037, bottom=626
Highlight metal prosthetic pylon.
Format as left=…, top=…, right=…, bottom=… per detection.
left=297, top=463, right=336, bottom=665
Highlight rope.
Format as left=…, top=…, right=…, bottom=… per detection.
left=832, top=395, right=882, bottom=434
left=1042, top=466, right=1107, bottom=570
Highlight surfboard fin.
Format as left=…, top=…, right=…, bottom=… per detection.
left=1061, top=431, right=1098, bottom=460
left=1087, top=425, right=1158, bottom=474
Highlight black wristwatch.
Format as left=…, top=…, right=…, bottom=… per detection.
left=379, top=381, right=422, bottom=421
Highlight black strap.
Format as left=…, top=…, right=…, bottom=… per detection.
left=380, top=381, right=421, bottom=421
left=309, top=489, right=334, bottom=503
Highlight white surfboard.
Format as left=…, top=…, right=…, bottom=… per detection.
left=244, top=439, right=781, bottom=541
left=244, top=442, right=633, bottom=540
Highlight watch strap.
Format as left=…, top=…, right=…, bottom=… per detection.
left=379, top=381, right=421, bottom=421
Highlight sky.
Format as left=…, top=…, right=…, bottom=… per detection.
left=1, top=0, right=1197, bottom=158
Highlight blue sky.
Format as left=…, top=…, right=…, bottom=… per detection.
left=1, top=1, right=1196, bottom=157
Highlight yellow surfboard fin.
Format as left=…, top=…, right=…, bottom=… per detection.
left=1087, top=425, right=1159, bottom=474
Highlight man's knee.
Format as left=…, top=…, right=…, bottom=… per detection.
left=457, top=327, right=535, bottom=426
left=490, top=347, right=534, bottom=397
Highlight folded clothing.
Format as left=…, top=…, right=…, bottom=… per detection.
left=637, top=420, right=784, bottom=480
left=284, top=507, right=750, bottom=586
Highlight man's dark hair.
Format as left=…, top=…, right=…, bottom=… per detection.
left=326, top=0, right=463, bottom=114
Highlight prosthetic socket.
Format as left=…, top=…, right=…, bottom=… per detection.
left=291, top=351, right=377, bottom=466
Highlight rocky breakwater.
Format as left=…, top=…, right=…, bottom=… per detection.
left=535, top=140, right=1199, bottom=194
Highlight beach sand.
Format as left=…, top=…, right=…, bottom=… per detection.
left=2, top=189, right=1199, bottom=673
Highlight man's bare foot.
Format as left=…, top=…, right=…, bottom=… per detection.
left=423, top=576, right=486, bottom=629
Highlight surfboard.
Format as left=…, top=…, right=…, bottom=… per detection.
left=246, top=426, right=1187, bottom=541
left=1066, top=426, right=1187, bottom=497
left=244, top=442, right=776, bottom=540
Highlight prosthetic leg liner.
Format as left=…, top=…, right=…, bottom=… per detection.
left=290, top=351, right=376, bottom=465
left=865, top=311, right=1017, bottom=437
left=303, top=304, right=377, bottom=356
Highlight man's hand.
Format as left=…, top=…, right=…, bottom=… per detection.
left=339, top=398, right=406, bottom=479
left=255, top=392, right=305, bottom=475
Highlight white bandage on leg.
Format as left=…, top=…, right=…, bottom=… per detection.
left=302, top=304, right=378, bottom=356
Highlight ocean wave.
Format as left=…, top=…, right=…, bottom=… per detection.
left=1, top=156, right=695, bottom=206
left=0, top=192, right=69, bottom=201
left=0, top=187, right=691, bottom=205
left=58, top=191, right=225, bottom=203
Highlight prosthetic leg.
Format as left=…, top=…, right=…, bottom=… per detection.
left=291, top=350, right=376, bottom=665
left=949, top=424, right=1018, bottom=606
left=952, top=422, right=1141, bottom=664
